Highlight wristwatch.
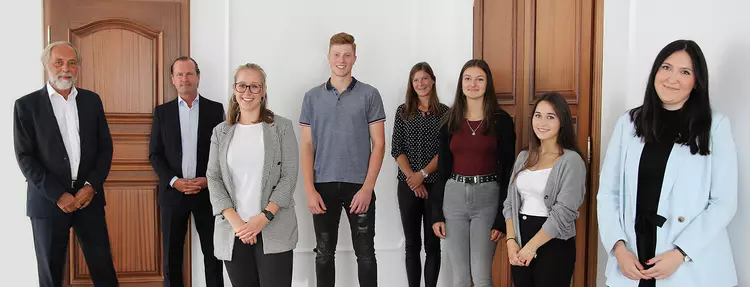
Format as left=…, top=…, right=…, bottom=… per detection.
left=261, top=210, right=275, bottom=221
left=676, top=246, right=690, bottom=262
left=419, top=169, right=429, bottom=178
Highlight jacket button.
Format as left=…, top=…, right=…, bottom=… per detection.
left=678, top=216, right=686, bottom=222
left=272, top=186, right=277, bottom=189
left=277, top=162, right=281, bottom=165
left=544, top=195, right=549, bottom=199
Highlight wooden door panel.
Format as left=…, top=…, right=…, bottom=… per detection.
left=45, top=0, right=189, bottom=286
left=476, top=0, right=595, bottom=286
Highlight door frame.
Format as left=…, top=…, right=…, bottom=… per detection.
left=473, top=0, right=605, bottom=285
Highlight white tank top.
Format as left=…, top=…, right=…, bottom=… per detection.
left=516, top=168, right=552, bottom=217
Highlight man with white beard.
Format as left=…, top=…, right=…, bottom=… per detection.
left=13, top=41, right=118, bottom=287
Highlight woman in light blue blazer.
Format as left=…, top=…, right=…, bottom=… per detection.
left=598, top=39, right=738, bottom=287
left=207, top=63, right=299, bottom=287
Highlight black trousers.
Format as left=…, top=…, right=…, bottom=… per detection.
left=510, top=214, right=576, bottom=287
left=397, top=181, right=440, bottom=287
left=30, top=207, right=118, bottom=287
left=160, top=200, right=223, bottom=287
left=313, top=182, right=377, bottom=287
left=224, top=234, right=293, bottom=287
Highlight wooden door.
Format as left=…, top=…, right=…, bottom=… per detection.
left=474, top=0, right=594, bottom=286
left=44, top=1, right=190, bottom=286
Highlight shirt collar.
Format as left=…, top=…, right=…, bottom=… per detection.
left=325, top=77, right=358, bottom=92
left=46, top=82, right=78, bottom=101
left=177, top=95, right=200, bottom=107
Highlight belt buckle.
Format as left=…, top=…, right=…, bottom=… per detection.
left=474, top=176, right=479, bottom=184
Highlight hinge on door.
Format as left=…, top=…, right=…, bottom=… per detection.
left=47, top=26, right=51, bottom=45
left=587, top=136, right=592, bottom=164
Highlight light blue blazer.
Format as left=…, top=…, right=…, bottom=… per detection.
left=597, top=111, right=738, bottom=287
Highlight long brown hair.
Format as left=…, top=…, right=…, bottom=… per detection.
left=402, top=62, right=442, bottom=120
left=227, top=63, right=274, bottom=125
left=514, top=92, right=582, bottom=181
left=442, top=59, right=497, bottom=134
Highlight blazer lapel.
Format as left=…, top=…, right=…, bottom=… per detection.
left=40, top=87, right=72, bottom=181
left=170, top=100, right=183, bottom=168
left=657, top=144, right=689, bottom=212
left=219, top=123, right=236, bottom=194
left=625, top=135, right=645, bottom=217
left=74, top=92, right=88, bottom=180
left=260, top=121, right=277, bottom=192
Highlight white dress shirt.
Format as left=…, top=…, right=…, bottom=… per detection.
left=170, top=96, right=200, bottom=186
left=47, top=83, right=81, bottom=180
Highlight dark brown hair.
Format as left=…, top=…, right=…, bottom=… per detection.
left=515, top=92, right=582, bottom=181
left=170, top=56, right=200, bottom=75
left=402, top=62, right=442, bottom=120
left=442, top=59, right=497, bottom=135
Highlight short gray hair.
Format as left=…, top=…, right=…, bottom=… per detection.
left=41, top=41, right=81, bottom=67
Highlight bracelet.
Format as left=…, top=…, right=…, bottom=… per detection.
left=506, top=237, right=516, bottom=242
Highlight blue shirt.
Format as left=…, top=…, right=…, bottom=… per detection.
left=170, top=96, right=200, bottom=186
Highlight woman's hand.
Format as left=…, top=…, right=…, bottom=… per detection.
left=641, top=249, right=684, bottom=280
left=506, top=239, right=522, bottom=266
left=236, top=214, right=269, bottom=244
left=614, top=241, right=650, bottom=280
left=517, top=244, right=538, bottom=266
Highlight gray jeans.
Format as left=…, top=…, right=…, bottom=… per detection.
left=443, top=179, right=499, bottom=287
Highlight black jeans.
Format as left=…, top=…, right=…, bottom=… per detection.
left=397, top=181, right=440, bottom=287
left=224, top=234, right=293, bottom=287
left=313, top=182, right=377, bottom=287
left=510, top=214, right=576, bottom=287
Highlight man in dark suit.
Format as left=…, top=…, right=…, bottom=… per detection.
left=149, top=56, right=225, bottom=287
left=14, top=41, right=118, bottom=287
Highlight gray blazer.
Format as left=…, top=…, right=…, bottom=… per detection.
left=207, top=115, right=299, bottom=260
left=502, top=149, right=586, bottom=245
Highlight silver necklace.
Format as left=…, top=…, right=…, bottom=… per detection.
left=466, top=119, right=483, bottom=136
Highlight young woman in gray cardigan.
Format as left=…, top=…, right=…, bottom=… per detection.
left=207, top=63, right=299, bottom=287
left=502, top=92, right=586, bottom=287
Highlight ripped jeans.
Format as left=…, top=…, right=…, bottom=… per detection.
left=313, top=182, right=377, bottom=287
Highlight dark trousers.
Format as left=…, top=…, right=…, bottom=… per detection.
left=313, top=182, right=377, bottom=287
left=397, top=181, right=440, bottom=287
left=160, top=200, right=223, bottom=287
left=224, top=234, right=293, bottom=287
left=510, top=214, right=576, bottom=287
left=30, top=207, right=118, bottom=287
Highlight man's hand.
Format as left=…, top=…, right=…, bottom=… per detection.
left=57, top=193, right=79, bottom=213
left=174, top=178, right=201, bottom=194
left=193, top=177, right=208, bottom=189
left=75, top=185, right=96, bottom=209
left=350, top=187, right=373, bottom=214
left=306, top=188, right=327, bottom=215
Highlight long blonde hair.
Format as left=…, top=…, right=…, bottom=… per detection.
left=227, top=63, right=274, bottom=125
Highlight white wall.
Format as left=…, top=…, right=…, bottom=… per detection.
left=189, top=0, right=473, bottom=286
left=598, top=0, right=750, bottom=286
left=0, top=0, right=44, bottom=285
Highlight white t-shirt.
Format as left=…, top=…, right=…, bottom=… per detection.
left=516, top=168, right=552, bottom=217
left=227, top=123, right=265, bottom=221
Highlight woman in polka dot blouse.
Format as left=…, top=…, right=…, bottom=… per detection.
left=391, top=62, right=448, bottom=287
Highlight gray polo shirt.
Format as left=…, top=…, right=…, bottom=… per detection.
left=299, top=78, right=386, bottom=184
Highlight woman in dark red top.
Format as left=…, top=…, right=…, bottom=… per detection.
left=431, top=59, right=516, bottom=287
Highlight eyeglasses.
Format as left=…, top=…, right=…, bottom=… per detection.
left=234, top=83, right=262, bottom=94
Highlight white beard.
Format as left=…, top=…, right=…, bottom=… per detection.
left=52, top=78, right=75, bottom=90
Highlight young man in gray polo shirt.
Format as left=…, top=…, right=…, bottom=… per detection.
left=299, top=32, right=386, bottom=287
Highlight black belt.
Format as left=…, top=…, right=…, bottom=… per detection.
left=450, top=173, right=497, bottom=184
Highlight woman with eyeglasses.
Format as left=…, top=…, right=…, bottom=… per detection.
left=207, top=63, right=299, bottom=287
